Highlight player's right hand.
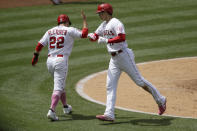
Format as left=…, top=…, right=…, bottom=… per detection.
left=98, top=37, right=108, bottom=44
left=88, top=33, right=96, bottom=41
left=32, top=52, right=39, bottom=66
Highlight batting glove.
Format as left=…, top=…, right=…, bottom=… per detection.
left=88, top=33, right=97, bottom=40
left=32, top=52, right=39, bottom=66
left=98, top=37, right=108, bottom=44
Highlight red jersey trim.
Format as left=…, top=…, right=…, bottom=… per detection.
left=108, top=34, right=125, bottom=43
left=35, top=43, right=44, bottom=52
left=81, top=28, right=88, bottom=38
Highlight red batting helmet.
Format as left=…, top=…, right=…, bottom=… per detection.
left=96, top=3, right=113, bottom=15
left=57, top=14, right=71, bottom=25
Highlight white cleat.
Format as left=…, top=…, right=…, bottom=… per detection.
left=158, top=97, right=167, bottom=115
left=63, top=104, right=72, bottom=114
left=47, top=109, right=59, bottom=121
left=96, top=115, right=115, bottom=122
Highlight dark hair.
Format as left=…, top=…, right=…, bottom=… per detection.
left=58, top=21, right=66, bottom=25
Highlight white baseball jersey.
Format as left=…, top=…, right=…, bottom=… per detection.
left=95, top=18, right=166, bottom=119
left=39, top=25, right=83, bottom=91
left=39, top=25, right=82, bottom=56
left=95, top=18, right=128, bottom=52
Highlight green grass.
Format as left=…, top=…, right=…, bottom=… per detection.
left=0, top=0, right=197, bottom=130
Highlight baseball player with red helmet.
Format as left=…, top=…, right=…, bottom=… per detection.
left=88, top=3, right=167, bottom=121
left=32, top=11, right=88, bottom=121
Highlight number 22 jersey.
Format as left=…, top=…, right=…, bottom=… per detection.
left=39, top=25, right=82, bottom=56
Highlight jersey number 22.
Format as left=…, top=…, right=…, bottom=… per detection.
left=49, top=36, right=64, bottom=49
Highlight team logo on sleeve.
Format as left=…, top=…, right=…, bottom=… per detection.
left=118, top=26, right=123, bottom=32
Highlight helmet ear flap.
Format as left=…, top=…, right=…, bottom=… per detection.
left=69, top=21, right=72, bottom=25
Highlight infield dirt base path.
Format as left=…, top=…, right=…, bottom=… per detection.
left=83, top=57, right=197, bottom=118
left=0, top=0, right=92, bottom=8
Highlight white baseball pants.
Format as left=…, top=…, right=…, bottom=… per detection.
left=47, top=56, right=68, bottom=91
left=104, top=48, right=165, bottom=119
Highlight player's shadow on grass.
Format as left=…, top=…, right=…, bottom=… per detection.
left=71, top=113, right=96, bottom=120
left=129, top=117, right=174, bottom=126
left=58, top=112, right=96, bottom=121
left=100, top=117, right=174, bottom=126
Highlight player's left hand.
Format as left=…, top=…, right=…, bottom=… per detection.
left=98, top=37, right=108, bottom=44
left=81, top=10, right=86, bottom=20
left=32, top=52, right=39, bottom=66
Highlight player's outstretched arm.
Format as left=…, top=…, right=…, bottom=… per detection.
left=81, top=10, right=88, bottom=38
left=98, top=34, right=126, bottom=44
left=81, top=10, right=87, bottom=29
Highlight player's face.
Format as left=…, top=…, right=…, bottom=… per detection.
left=98, top=11, right=108, bottom=21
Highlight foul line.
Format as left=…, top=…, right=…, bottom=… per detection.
left=75, top=57, right=197, bottom=119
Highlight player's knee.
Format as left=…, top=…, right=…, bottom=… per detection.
left=53, top=90, right=63, bottom=97
left=106, top=82, right=116, bottom=92
left=135, top=80, right=146, bottom=87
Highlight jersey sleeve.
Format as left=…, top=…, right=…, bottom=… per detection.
left=39, top=31, right=49, bottom=46
left=114, top=20, right=126, bottom=35
left=95, top=22, right=104, bottom=36
left=68, top=27, right=82, bottom=39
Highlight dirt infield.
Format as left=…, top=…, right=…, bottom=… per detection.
left=0, top=0, right=50, bottom=8
left=82, top=57, right=197, bottom=118
left=0, top=0, right=93, bottom=8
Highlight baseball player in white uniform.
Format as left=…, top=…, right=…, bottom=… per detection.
left=32, top=11, right=88, bottom=121
left=88, top=3, right=167, bottom=121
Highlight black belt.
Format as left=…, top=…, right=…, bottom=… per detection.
left=110, top=49, right=123, bottom=57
